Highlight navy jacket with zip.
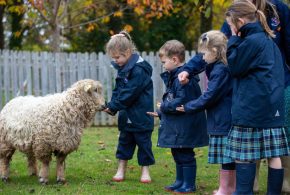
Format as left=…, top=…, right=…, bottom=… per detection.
left=221, top=0, right=290, bottom=87
left=227, top=22, right=285, bottom=128
left=184, top=61, right=232, bottom=135
left=157, top=66, right=208, bottom=148
left=107, top=53, right=154, bottom=132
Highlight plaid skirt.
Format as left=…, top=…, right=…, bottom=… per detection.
left=285, top=86, right=290, bottom=145
left=208, top=135, right=234, bottom=164
left=224, top=126, right=289, bottom=161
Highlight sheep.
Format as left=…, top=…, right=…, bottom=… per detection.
left=0, top=79, right=105, bottom=184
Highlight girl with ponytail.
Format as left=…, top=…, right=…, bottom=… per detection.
left=224, top=1, right=289, bottom=194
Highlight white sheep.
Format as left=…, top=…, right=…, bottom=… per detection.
left=0, top=79, right=105, bottom=184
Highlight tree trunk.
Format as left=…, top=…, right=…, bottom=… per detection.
left=9, top=0, right=24, bottom=50
left=199, top=0, right=213, bottom=34
left=51, top=24, right=61, bottom=52
left=0, top=5, right=5, bottom=49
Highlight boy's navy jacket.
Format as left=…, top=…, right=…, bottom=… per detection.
left=184, top=61, right=232, bottom=135
left=157, top=66, right=208, bottom=148
left=221, top=0, right=290, bottom=87
left=227, top=22, right=285, bottom=128
left=107, top=53, right=154, bottom=132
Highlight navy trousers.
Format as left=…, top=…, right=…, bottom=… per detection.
left=116, top=131, right=155, bottom=166
left=171, top=148, right=196, bottom=166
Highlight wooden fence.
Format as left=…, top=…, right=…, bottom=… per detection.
left=0, top=50, right=207, bottom=126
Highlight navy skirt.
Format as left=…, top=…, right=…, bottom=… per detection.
left=224, top=126, right=289, bottom=161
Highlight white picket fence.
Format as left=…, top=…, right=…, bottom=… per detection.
left=0, top=50, right=207, bottom=126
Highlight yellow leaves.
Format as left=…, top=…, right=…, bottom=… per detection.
left=14, top=31, right=21, bottom=38
left=113, top=11, right=123, bottom=17
left=0, top=0, right=6, bottom=6
left=86, top=23, right=95, bottom=32
left=84, top=0, right=93, bottom=7
left=123, top=24, right=133, bottom=32
left=101, top=16, right=110, bottom=23
left=8, top=5, right=25, bottom=15
left=134, top=6, right=144, bottom=15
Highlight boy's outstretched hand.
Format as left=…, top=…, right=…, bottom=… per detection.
left=176, top=105, right=185, bottom=112
left=146, top=112, right=159, bottom=117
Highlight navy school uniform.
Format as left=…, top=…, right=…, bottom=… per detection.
left=107, top=53, right=155, bottom=165
left=224, top=22, right=289, bottom=161
left=158, top=66, right=208, bottom=165
left=183, top=60, right=233, bottom=164
left=221, top=0, right=290, bottom=87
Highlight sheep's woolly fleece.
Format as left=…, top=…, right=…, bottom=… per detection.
left=0, top=79, right=104, bottom=156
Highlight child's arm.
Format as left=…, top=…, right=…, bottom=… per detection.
left=227, top=36, right=260, bottom=77
left=183, top=68, right=231, bottom=113
left=220, top=21, right=232, bottom=39
left=160, top=83, right=188, bottom=114
left=107, top=67, right=150, bottom=113
left=178, top=54, right=207, bottom=85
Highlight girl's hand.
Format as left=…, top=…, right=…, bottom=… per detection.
left=176, top=105, right=185, bottom=112
left=146, top=112, right=159, bottom=117
left=178, top=71, right=190, bottom=85
left=226, top=18, right=238, bottom=36
left=103, top=108, right=115, bottom=115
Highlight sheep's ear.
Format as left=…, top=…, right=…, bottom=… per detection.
left=84, top=84, right=92, bottom=93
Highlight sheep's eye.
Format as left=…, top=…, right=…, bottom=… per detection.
left=94, top=88, right=98, bottom=93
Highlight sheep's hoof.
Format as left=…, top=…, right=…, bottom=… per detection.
left=39, top=177, right=48, bottom=185
left=1, top=177, right=9, bottom=183
left=56, top=178, right=66, bottom=185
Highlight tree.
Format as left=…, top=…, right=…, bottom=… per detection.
left=24, top=0, right=173, bottom=52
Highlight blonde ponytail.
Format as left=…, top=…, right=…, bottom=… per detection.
left=226, top=0, right=275, bottom=38
left=256, top=9, right=275, bottom=38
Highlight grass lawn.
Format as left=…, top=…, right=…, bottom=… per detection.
left=0, top=127, right=268, bottom=195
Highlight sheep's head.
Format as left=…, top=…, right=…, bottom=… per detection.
left=69, top=79, right=105, bottom=111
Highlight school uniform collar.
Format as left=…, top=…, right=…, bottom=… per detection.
left=239, top=22, right=264, bottom=38
left=160, top=66, right=183, bottom=87
left=111, top=53, right=139, bottom=73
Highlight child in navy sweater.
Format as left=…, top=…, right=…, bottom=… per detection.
left=224, top=1, right=289, bottom=194
left=148, top=40, right=208, bottom=193
left=177, top=30, right=235, bottom=195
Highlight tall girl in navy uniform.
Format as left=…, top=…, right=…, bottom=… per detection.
left=103, top=31, right=155, bottom=183
left=148, top=40, right=208, bottom=194
left=177, top=31, right=235, bottom=195
left=222, top=1, right=290, bottom=191
left=224, top=1, right=289, bottom=194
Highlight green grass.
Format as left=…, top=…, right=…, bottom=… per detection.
left=0, top=127, right=268, bottom=195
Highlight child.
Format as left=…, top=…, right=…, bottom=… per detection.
left=221, top=1, right=290, bottom=192
left=103, top=30, right=155, bottom=183
left=224, top=1, right=289, bottom=194
left=147, top=40, right=208, bottom=193
left=176, top=30, right=235, bottom=195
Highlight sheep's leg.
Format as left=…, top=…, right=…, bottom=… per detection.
left=0, top=144, right=15, bottom=182
left=27, top=154, right=37, bottom=176
left=38, top=157, right=51, bottom=185
left=56, top=153, right=67, bottom=184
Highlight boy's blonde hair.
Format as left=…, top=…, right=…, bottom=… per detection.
left=198, top=30, right=228, bottom=65
left=226, top=0, right=275, bottom=38
left=158, top=40, right=185, bottom=63
left=105, top=30, right=137, bottom=56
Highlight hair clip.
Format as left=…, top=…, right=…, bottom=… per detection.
left=201, top=33, right=209, bottom=43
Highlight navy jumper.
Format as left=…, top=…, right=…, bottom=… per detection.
left=107, top=53, right=155, bottom=165
left=157, top=66, right=208, bottom=148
